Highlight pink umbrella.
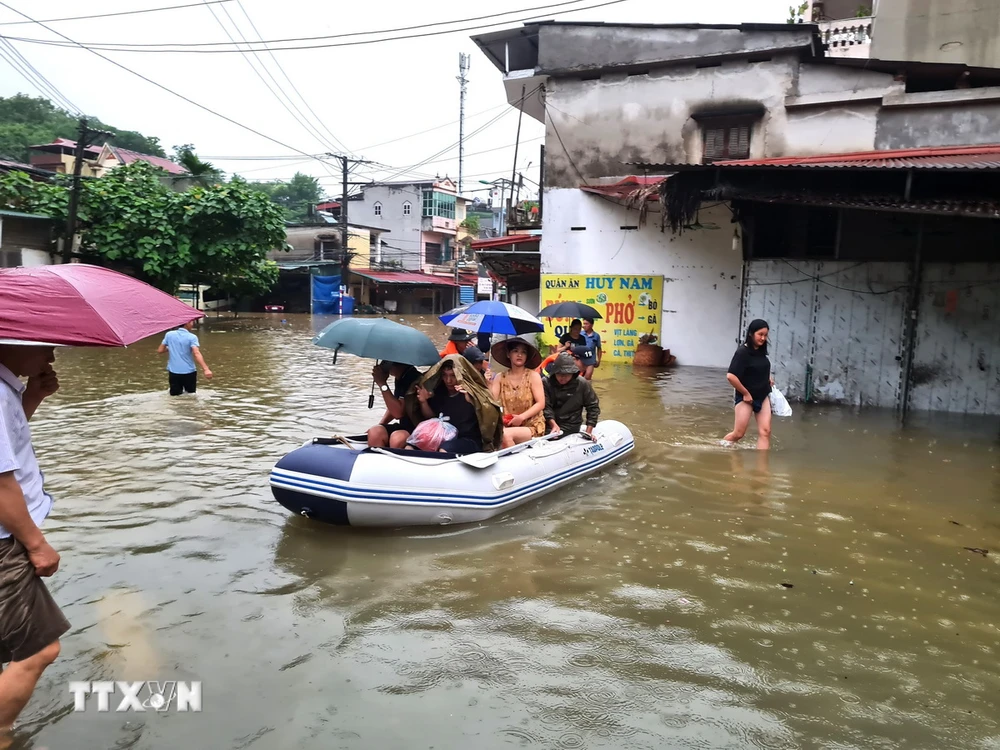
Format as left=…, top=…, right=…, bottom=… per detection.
left=0, top=264, right=204, bottom=347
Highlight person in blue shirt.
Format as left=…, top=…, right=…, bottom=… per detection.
left=580, top=317, right=603, bottom=380
left=559, top=318, right=600, bottom=381
left=157, top=321, right=213, bottom=395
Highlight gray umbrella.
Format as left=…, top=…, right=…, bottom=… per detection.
left=313, top=317, right=440, bottom=366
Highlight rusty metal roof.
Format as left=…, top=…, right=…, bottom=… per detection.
left=469, top=234, right=540, bottom=250
left=579, top=175, right=666, bottom=200
left=630, top=144, right=1000, bottom=172
left=711, top=144, right=1000, bottom=170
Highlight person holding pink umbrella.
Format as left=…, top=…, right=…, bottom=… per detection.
left=0, top=264, right=202, bottom=740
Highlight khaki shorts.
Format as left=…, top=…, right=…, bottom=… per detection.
left=0, top=537, right=70, bottom=663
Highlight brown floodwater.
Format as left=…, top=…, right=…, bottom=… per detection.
left=11, top=314, right=1000, bottom=750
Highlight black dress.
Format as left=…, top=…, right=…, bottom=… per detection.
left=727, top=344, right=771, bottom=407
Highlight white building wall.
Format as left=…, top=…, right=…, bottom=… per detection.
left=541, top=190, right=742, bottom=368
left=511, top=287, right=539, bottom=315
left=349, top=184, right=424, bottom=271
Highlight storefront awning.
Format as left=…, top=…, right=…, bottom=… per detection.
left=350, top=270, right=461, bottom=287
left=470, top=234, right=540, bottom=250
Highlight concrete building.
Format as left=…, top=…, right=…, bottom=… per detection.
left=472, top=21, right=1000, bottom=415
left=0, top=210, right=56, bottom=267
left=347, top=177, right=471, bottom=273
left=810, top=0, right=1000, bottom=69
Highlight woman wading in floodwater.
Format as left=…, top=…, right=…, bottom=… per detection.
left=723, top=319, right=775, bottom=450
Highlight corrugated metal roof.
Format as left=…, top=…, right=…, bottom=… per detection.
left=108, top=145, right=188, bottom=175
left=469, top=234, right=540, bottom=250
left=580, top=175, right=667, bottom=200
left=629, top=145, right=1000, bottom=172
left=712, top=144, right=1000, bottom=170
left=351, top=270, right=460, bottom=287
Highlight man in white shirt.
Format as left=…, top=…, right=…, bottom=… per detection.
left=0, top=344, right=69, bottom=740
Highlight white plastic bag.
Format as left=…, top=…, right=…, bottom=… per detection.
left=406, top=414, right=458, bottom=451
left=769, top=387, right=793, bottom=418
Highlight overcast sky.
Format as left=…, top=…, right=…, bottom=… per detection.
left=0, top=0, right=790, bottom=200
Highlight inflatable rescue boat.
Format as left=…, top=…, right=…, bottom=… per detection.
left=269, top=420, right=634, bottom=527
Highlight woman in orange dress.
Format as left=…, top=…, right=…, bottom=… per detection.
left=490, top=337, right=546, bottom=448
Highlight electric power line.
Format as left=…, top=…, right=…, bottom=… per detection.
left=199, top=101, right=517, bottom=161
left=379, top=107, right=517, bottom=183
left=11, top=0, right=588, bottom=48
left=0, top=37, right=80, bottom=112
left=233, top=0, right=352, bottom=155
left=199, top=0, right=344, bottom=160
left=0, top=1, right=337, bottom=166
left=375, top=85, right=543, bottom=184
left=2, top=0, right=630, bottom=54
left=0, top=0, right=234, bottom=26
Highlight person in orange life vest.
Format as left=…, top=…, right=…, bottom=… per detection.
left=439, top=328, right=474, bottom=358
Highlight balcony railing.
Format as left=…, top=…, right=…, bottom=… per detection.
left=819, top=17, right=873, bottom=58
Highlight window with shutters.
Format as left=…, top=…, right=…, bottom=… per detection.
left=424, top=242, right=443, bottom=265
left=700, top=116, right=755, bottom=162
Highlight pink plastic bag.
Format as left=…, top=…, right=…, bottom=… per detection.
left=405, top=415, right=458, bottom=452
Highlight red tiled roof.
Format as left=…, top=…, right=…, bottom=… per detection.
left=351, top=270, right=461, bottom=287
left=470, top=234, right=540, bottom=249
left=108, top=145, right=188, bottom=175
left=712, top=144, right=1000, bottom=170
left=580, top=175, right=666, bottom=199
left=29, top=137, right=102, bottom=154
left=317, top=201, right=340, bottom=210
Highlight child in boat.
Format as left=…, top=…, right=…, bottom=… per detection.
left=543, top=352, right=601, bottom=437
left=404, top=355, right=503, bottom=454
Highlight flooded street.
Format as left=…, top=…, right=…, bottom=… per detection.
left=15, top=314, right=1000, bottom=750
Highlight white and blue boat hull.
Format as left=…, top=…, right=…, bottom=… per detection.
left=269, top=420, right=635, bottom=527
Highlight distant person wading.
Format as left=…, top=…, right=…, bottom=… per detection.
left=158, top=321, right=213, bottom=395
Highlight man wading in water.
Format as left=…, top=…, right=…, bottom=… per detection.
left=0, top=344, right=70, bottom=745
left=158, top=320, right=213, bottom=395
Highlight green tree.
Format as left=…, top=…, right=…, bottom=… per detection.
left=171, top=144, right=224, bottom=186
left=787, top=2, right=809, bottom=22
left=0, top=94, right=165, bottom=163
left=253, top=171, right=324, bottom=222
left=459, top=215, right=480, bottom=234
left=0, top=162, right=285, bottom=296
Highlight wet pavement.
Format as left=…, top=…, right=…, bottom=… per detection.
left=12, top=314, right=1000, bottom=749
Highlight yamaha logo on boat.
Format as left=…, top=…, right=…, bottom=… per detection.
left=583, top=443, right=605, bottom=456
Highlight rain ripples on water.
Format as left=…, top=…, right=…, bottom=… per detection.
left=13, top=315, right=1000, bottom=750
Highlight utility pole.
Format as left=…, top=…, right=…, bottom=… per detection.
left=328, top=153, right=377, bottom=302
left=64, top=117, right=113, bottom=258
left=457, top=53, right=471, bottom=195
left=340, top=155, right=349, bottom=257
left=508, top=84, right=526, bottom=229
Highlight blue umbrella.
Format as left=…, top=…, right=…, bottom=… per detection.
left=313, top=317, right=440, bottom=366
left=438, top=300, right=544, bottom=335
